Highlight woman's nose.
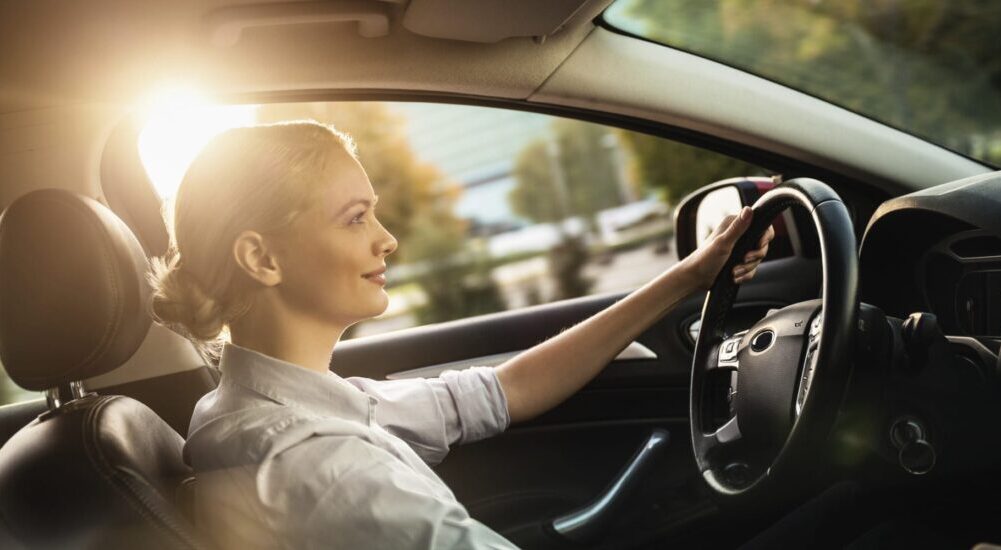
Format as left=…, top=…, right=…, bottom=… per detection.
left=376, top=224, right=398, bottom=257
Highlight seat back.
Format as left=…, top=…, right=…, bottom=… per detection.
left=0, top=189, right=207, bottom=549
left=0, top=395, right=206, bottom=549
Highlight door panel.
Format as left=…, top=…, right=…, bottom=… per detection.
left=328, top=256, right=821, bottom=546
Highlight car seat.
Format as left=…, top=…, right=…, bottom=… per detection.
left=0, top=188, right=207, bottom=549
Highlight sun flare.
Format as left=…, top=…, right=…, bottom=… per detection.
left=137, top=87, right=258, bottom=198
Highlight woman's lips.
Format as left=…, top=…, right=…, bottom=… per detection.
left=363, top=268, right=386, bottom=286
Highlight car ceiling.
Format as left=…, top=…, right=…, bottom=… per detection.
left=0, top=0, right=607, bottom=111
left=0, top=0, right=991, bottom=210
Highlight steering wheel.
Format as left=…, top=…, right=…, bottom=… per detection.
left=690, top=178, right=859, bottom=502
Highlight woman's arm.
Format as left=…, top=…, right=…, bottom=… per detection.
left=496, top=207, right=773, bottom=424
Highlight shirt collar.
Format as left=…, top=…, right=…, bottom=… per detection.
left=218, top=342, right=374, bottom=423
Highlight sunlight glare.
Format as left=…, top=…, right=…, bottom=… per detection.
left=138, top=88, right=258, bottom=198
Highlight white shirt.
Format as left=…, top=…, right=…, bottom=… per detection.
left=183, top=342, right=517, bottom=550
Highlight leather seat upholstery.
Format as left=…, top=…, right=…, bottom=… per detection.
left=0, top=189, right=206, bottom=549
left=1, top=396, right=204, bottom=549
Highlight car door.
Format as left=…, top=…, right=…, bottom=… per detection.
left=332, top=258, right=822, bottom=548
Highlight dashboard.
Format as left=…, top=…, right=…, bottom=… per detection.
left=859, top=171, right=1001, bottom=340
left=921, top=229, right=1001, bottom=337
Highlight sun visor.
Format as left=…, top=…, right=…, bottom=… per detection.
left=403, top=0, right=597, bottom=43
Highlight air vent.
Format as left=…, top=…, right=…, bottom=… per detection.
left=951, top=235, right=1001, bottom=258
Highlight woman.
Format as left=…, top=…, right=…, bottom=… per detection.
left=150, top=121, right=773, bottom=549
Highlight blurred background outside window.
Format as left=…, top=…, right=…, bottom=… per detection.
left=0, top=101, right=765, bottom=405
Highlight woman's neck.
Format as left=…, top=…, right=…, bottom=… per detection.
left=229, top=296, right=345, bottom=374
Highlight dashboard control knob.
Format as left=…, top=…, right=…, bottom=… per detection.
left=889, top=417, right=925, bottom=448
left=898, top=439, right=936, bottom=475
left=901, top=312, right=943, bottom=370
left=723, top=462, right=752, bottom=487
left=889, top=416, right=935, bottom=475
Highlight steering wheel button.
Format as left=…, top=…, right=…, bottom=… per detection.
left=750, top=330, right=775, bottom=352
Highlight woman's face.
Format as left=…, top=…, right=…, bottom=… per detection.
left=274, top=152, right=398, bottom=327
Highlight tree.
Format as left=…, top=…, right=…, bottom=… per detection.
left=615, top=0, right=1001, bottom=164
left=406, top=214, right=506, bottom=324
left=508, top=119, right=625, bottom=225
left=508, top=119, right=625, bottom=300
left=615, top=130, right=765, bottom=205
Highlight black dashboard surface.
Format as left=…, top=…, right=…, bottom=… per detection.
left=859, top=170, right=1001, bottom=337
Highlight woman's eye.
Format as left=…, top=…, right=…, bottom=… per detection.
left=350, top=211, right=367, bottom=225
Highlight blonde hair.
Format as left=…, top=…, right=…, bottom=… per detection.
left=148, top=120, right=357, bottom=362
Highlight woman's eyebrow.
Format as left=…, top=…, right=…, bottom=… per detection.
left=333, top=195, right=379, bottom=217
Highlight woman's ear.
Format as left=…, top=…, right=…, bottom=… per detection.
left=232, top=230, right=283, bottom=287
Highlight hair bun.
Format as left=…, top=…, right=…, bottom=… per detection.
left=148, top=252, right=226, bottom=342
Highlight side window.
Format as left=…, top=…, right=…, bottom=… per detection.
left=0, top=358, right=38, bottom=406
left=251, top=102, right=767, bottom=338
left=0, top=101, right=769, bottom=406
left=136, top=100, right=767, bottom=344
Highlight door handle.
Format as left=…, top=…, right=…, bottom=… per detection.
left=550, top=429, right=670, bottom=544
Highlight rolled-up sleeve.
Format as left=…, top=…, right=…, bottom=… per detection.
left=347, top=367, right=510, bottom=465
left=433, top=367, right=510, bottom=445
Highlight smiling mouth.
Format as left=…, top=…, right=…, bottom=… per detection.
left=362, top=268, right=386, bottom=286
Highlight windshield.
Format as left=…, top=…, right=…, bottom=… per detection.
left=605, top=0, right=1001, bottom=167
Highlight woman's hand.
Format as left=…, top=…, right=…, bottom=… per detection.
left=497, top=205, right=774, bottom=424
left=683, top=206, right=775, bottom=291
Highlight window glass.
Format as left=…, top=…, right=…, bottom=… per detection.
left=605, top=0, right=1001, bottom=167
left=0, top=101, right=772, bottom=406
left=0, top=359, right=39, bottom=406
left=244, top=102, right=768, bottom=338
left=1, top=100, right=772, bottom=406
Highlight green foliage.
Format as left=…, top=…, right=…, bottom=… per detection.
left=407, top=215, right=506, bottom=324
left=508, top=141, right=564, bottom=223
left=509, top=119, right=625, bottom=224
left=508, top=119, right=629, bottom=300
left=615, top=130, right=765, bottom=205
left=611, top=0, right=1001, bottom=165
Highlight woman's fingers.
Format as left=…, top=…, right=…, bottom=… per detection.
left=725, top=220, right=774, bottom=283
left=714, top=214, right=737, bottom=236
left=740, top=225, right=774, bottom=262
left=724, top=207, right=753, bottom=241
left=734, top=266, right=758, bottom=284
left=733, top=262, right=757, bottom=277
left=743, top=247, right=768, bottom=263
left=759, top=225, right=776, bottom=248
left=733, top=256, right=764, bottom=281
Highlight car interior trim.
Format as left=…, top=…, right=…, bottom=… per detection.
left=386, top=341, right=657, bottom=380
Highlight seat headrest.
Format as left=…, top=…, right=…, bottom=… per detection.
left=0, top=189, right=152, bottom=390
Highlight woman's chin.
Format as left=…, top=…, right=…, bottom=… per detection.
left=334, top=288, right=390, bottom=326
left=367, top=292, right=390, bottom=317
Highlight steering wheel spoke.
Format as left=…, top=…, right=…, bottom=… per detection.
left=712, top=415, right=742, bottom=445
left=694, top=414, right=743, bottom=464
